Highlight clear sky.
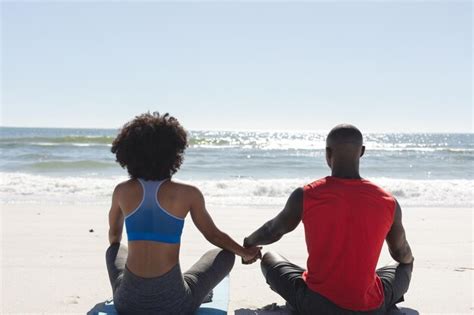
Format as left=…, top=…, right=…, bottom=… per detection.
left=1, top=1, right=472, bottom=132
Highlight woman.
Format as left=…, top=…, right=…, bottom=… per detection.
left=106, top=112, right=261, bottom=314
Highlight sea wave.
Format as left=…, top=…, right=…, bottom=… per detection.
left=2, top=132, right=473, bottom=152
left=0, top=172, right=472, bottom=207
left=27, top=160, right=116, bottom=170
left=0, top=135, right=114, bottom=146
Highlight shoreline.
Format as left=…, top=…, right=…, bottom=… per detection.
left=1, top=203, right=473, bottom=314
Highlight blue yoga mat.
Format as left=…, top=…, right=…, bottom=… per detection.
left=196, top=275, right=229, bottom=315
left=88, top=276, right=230, bottom=315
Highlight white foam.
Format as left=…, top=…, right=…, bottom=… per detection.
left=1, top=172, right=472, bottom=207
left=192, top=177, right=474, bottom=207
left=0, top=172, right=122, bottom=204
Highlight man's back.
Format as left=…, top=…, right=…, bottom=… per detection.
left=303, top=176, right=395, bottom=311
left=244, top=124, right=413, bottom=314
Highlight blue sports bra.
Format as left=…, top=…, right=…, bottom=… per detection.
left=125, top=178, right=184, bottom=244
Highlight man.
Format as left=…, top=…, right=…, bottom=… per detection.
left=244, top=124, right=414, bottom=314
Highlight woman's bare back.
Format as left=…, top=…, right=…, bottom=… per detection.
left=116, top=179, right=193, bottom=278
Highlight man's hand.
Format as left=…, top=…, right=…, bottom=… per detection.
left=241, top=246, right=262, bottom=265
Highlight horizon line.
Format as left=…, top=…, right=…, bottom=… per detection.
left=1, top=125, right=472, bottom=134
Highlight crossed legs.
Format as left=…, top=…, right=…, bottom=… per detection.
left=376, top=262, right=413, bottom=309
left=260, top=251, right=306, bottom=311
left=105, top=242, right=128, bottom=293
left=183, top=248, right=235, bottom=309
left=105, top=244, right=235, bottom=311
left=260, top=251, right=413, bottom=314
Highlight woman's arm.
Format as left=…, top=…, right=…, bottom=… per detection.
left=189, top=186, right=261, bottom=263
left=108, top=185, right=124, bottom=245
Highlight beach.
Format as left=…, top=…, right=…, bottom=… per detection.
left=1, top=203, right=472, bottom=314
left=3, top=1, right=472, bottom=313
left=1, top=128, right=473, bottom=314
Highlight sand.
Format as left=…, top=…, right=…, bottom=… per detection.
left=1, top=203, right=472, bottom=314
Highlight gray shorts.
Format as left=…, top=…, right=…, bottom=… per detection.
left=106, top=244, right=235, bottom=314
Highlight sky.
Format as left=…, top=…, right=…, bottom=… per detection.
left=1, top=1, right=472, bottom=132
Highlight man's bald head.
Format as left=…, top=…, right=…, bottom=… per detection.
left=325, top=124, right=365, bottom=175
left=326, top=124, right=363, bottom=148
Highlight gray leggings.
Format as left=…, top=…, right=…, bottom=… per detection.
left=106, top=244, right=235, bottom=315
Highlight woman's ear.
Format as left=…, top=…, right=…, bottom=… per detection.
left=360, top=146, right=365, bottom=157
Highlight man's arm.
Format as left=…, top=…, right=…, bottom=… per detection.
left=244, top=187, right=303, bottom=247
left=386, top=199, right=414, bottom=264
left=108, top=185, right=124, bottom=245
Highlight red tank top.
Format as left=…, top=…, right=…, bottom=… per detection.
left=302, top=176, right=395, bottom=311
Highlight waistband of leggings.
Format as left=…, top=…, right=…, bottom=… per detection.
left=122, top=263, right=183, bottom=290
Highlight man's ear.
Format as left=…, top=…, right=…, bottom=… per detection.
left=325, top=147, right=332, bottom=168
left=360, top=146, right=365, bottom=157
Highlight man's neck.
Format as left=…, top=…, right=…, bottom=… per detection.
left=331, top=168, right=361, bottom=179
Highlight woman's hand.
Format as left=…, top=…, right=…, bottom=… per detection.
left=241, top=246, right=262, bottom=264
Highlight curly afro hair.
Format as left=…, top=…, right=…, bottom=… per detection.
left=111, top=112, right=188, bottom=180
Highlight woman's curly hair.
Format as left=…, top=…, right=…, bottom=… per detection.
left=111, top=112, right=188, bottom=180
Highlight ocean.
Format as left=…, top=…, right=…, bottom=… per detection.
left=0, top=127, right=472, bottom=207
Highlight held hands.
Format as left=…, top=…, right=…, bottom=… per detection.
left=241, top=246, right=262, bottom=265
